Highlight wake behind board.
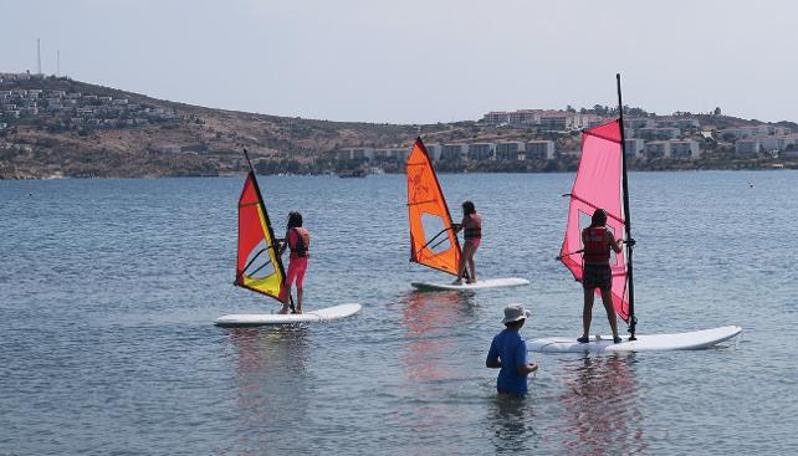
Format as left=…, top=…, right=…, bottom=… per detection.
left=215, top=303, right=362, bottom=327
left=411, top=277, right=529, bottom=292
left=528, top=325, right=742, bottom=353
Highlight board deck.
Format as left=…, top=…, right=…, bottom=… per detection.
left=527, top=325, right=742, bottom=353
left=410, top=277, right=529, bottom=291
left=214, top=303, right=362, bottom=327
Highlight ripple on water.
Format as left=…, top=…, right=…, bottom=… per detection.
left=1, top=172, right=797, bottom=454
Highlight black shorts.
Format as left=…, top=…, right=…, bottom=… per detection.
left=583, top=264, right=612, bottom=292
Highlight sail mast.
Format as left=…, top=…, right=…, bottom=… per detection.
left=616, top=73, right=637, bottom=340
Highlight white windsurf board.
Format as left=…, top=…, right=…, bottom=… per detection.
left=215, top=303, right=361, bottom=327
left=411, top=277, right=529, bottom=291
left=528, top=325, right=742, bottom=353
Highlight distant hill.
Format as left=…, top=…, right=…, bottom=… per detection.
left=1, top=75, right=796, bottom=179
left=0, top=75, right=446, bottom=178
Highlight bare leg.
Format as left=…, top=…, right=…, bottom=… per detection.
left=279, top=287, right=292, bottom=314
left=467, top=246, right=477, bottom=283
left=462, top=243, right=476, bottom=283
left=600, top=288, right=619, bottom=339
left=296, top=287, right=303, bottom=313
left=455, top=244, right=471, bottom=284
left=582, top=288, right=594, bottom=339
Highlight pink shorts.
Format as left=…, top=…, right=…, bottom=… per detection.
left=465, top=238, right=481, bottom=249
left=286, top=257, right=308, bottom=287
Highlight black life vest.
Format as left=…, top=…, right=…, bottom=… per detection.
left=289, top=227, right=310, bottom=257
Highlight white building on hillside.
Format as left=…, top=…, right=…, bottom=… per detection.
left=624, top=138, right=645, bottom=158
left=482, top=109, right=602, bottom=131
left=440, top=144, right=467, bottom=161
left=735, top=139, right=760, bottom=154
left=719, top=125, right=792, bottom=140
left=495, top=142, right=524, bottom=161
left=736, top=134, right=798, bottom=155
left=670, top=140, right=701, bottom=159
left=634, top=127, right=681, bottom=140
left=337, top=147, right=374, bottom=160
left=482, top=111, right=510, bottom=124
left=643, top=141, right=670, bottom=159
left=424, top=143, right=442, bottom=161
left=525, top=140, right=555, bottom=160
left=467, top=143, right=495, bottom=161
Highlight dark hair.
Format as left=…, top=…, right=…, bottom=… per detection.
left=591, top=208, right=607, bottom=227
left=287, top=211, right=303, bottom=229
left=504, top=319, right=525, bottom=329
left=462, top=200, right=476, bottom=215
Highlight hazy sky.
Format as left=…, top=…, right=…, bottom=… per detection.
left=2, top=0, right=797, bottom=124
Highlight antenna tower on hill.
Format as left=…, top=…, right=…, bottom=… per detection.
left=37, top=38, right=42, bottom=74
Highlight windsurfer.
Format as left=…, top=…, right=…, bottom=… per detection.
left=279, top=211, right=310, bottom=314
left=453, top=200, right=482, bottom=284
left=578, top=209, right=624, bottom=344
left=486, top=304, right=539, bottom=397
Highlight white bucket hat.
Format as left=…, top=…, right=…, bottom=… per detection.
left=501, top=304, right=531, bottom=324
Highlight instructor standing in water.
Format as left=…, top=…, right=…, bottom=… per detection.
left=453, top=200, right=481, bottom=284
left=578, top=209, right=624, bottom=344
left=486, top=304, right=539, bottom=397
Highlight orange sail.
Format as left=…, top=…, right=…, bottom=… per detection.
left=406, top=138, right=461, bottom=276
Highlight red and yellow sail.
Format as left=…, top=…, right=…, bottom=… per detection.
left=406, top=138, right=462, bottom=276
left=560, top=120, right=630, bottom=321
left=235, top=171, right=288, bottom=303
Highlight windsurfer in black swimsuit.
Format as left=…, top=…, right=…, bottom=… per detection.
left=453, top=200, right=482, bottom=284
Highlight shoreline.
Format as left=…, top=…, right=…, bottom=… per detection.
left=1, top=163, right=795, bottom=181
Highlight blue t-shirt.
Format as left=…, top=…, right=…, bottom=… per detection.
left=486, top=329, right=529, bottom=395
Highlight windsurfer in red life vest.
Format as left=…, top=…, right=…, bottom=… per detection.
left=578, top=208, right=624, bottom=344
left=453, top=200, right=482, bottom=285
left=279, top=211, right=310, bottom=314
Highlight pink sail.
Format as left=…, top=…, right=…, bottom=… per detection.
left=560, top=119, right=630, bottom=322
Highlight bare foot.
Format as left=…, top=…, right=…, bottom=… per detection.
left=452, top=279, right=463, bottom=285
left=277, top=307, right=289, bottom=314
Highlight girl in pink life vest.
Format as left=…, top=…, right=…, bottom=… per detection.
left=578, top=208, right=624, bottom=343
left=279, top=211, right=310, bottom=314
left=453, top=200, right=482, bottom=284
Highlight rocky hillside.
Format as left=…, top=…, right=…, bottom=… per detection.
left=2, top=75, right=796, bottom=178
left=0, top=76, right=446, bottom=178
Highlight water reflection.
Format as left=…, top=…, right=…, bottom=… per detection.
left=486, top=394, right=539, bottom=454
left=390, top=292, right=478, bottom=438
left=400, top=291, right=476, bottom=382
left=559, top=353, right=647, bottom=455
left=225, top=326, right=313, bottom=452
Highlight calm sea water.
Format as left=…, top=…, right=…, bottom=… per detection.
left=1, top=171, right=796, bottom=455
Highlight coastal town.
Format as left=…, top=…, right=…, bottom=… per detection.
left=334, top=108, right=798, bottom=167
left=0, top=72, right=177, bottom=133
left=1, top=71, right=797, bottom=178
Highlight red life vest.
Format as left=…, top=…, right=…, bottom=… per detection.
left=289, top=227, right=310, bottom=258
left=583, top=226, right=610, bottom=264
